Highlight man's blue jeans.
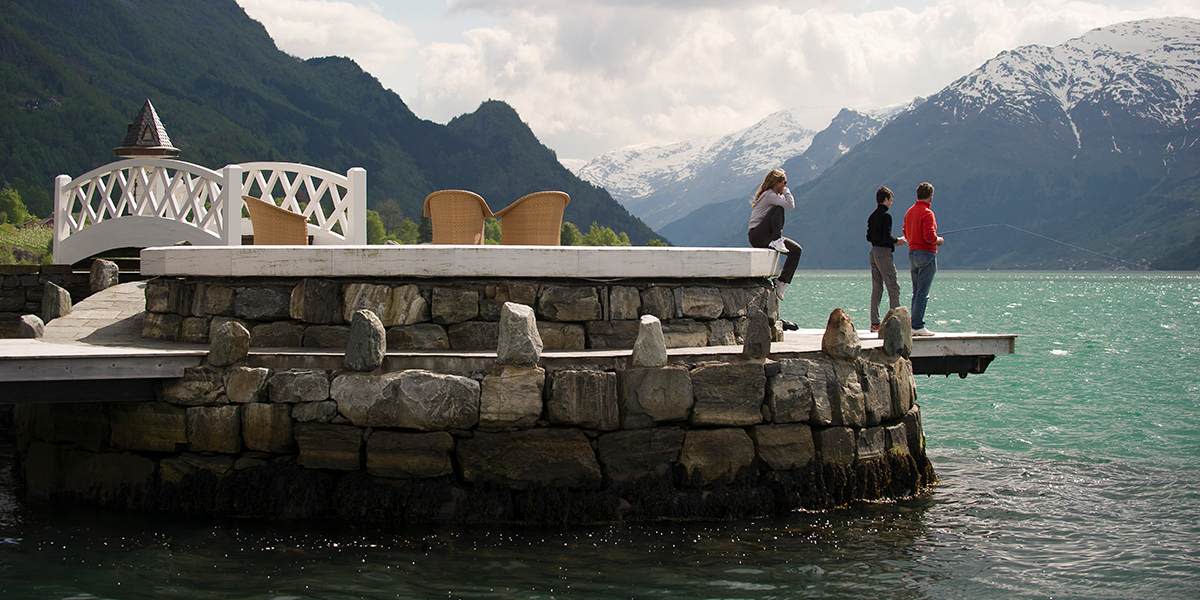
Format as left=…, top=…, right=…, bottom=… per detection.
left=909, top=250, right=937, bottom=330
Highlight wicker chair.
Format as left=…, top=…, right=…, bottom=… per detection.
left=243, top=195, right=308, bottom=245
left=494, top=191, right=571, bottom=245
left=422, top=190, right=494, bottom=244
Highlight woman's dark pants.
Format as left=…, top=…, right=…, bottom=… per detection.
left=748, top=205, right=801, bottom=284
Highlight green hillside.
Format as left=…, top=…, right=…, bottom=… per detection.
left=0, top=0, right=656, bottom=243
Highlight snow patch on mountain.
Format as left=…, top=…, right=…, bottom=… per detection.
left=576, top=109, right=815, bottom=204
left=937, top=17, right=1200, bottom=127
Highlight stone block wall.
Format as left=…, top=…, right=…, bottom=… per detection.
left=140, top=277, right=779, bottom=350
left=0, top=265, right=90, bottom=336
left=14, top=347, right=935, bottom=524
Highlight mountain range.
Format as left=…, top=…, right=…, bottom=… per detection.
left=610, top=17, right=1200, bottom=269
left=0, top=0, right=658, bottom=243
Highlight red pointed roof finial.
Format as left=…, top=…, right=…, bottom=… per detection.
left=114, top=99, right=180, bottom=158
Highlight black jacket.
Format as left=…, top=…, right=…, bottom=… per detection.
left=866, top=205, right=898, bottom=249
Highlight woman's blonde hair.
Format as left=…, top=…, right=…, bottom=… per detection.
left=751, top=168, right=787, bottom=207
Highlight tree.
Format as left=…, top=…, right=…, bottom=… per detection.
left=366, top=209, right=387, bottom=244
left=646, top=238, right=669, bottom=247
left=561, top=221, right=583, bottom=246
left=392, top=218, right=420, bottom=244
left=484, top=218, right=502, bottom=245
left=0, top=186, right=33, bottom=225
left=582, top=222, right=631, bottom=246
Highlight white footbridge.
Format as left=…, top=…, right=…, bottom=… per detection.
left=52, top=158, right=366, bottom=265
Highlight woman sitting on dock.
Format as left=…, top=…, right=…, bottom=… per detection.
left=748, top=168, right=802, bottom=302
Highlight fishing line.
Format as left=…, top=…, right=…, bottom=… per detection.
left=938, top=223, right=1147, bottom=269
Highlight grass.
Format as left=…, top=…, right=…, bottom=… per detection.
left=0, top=224, right=53, bottom=265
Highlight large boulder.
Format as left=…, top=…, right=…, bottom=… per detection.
left=547, top=370, right=620, bottom=431
left=268, top=370, right=330, bottom=404
left=447, top=321, right=498, bottom=350
left=821, top=308, right=860, bottom=359
left=752, top=424, right=815, bottom=470
left=679, top=429, right=755, bottom=485
left=344, top=309, right=386, bottom=372
left=674, top=287, right=724, bottom=319
left=741, top=306, right=773, bottom=358
left=619, top=366, right=693, bottom=429
left=367, top=431, right=455, bottom=479
left=689, top=362, right=765, bottom=426
left=639, top=286, right=676, bottom=320
left=768, top=357, right=832, bottom=425
left=89, top=258, right=119, bottom=293
left=185, top=405, right=242, bottom=453
left=249, top=321, right=304, bottom=347
left=479, top=366, right=545, bottom=429
left=538, top=286, right=602, bottom=321
left=456, top=429, right=602, bottom=489
left=585, top=320, right=640, bottom=349
left=662, top=319, right=709, bottom=348
left=41, top=281, right=71, bottom=322
left=608, top=286, right=641, bottom=320
left=496, top=302, right=543, bottom=366
left=814, top=427, right=856, bottom=466
left=828, top=360, right=866, bottom=427
left=330, top=372, right=403, bottom=425
left=110, top=402, right=186, bottom=452
left=233, top=286, right=291, bottom=320
left=16, top=314, right=43, bottom=338
left=241, top=403, right=294, bottom=453
left=597, top=428, right=685, bottom=482
left=159, top=366, right=225, bottom=406
left=432, top=287, right=479, bottom=325
left=859, top=360, right=892, bottom=426
left=207, top=320, right=250, bottom=367
left=224, top=366, right=269, bottom=403
left=369, top=370, right=480, bottom=431
left=880, top=306, right=913, bottom=358
left=536, top=322, right=586, bottom=351
left=295, top=423, right=362, bottom=470
left=289, top=278, right=342, bottom=324
left=630, top=315, right=668, bottom=367
left=891, top=358, right=916, bottom=416
left=343, top=283, right=428, bottom=326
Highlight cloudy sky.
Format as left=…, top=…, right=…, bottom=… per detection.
left=237, top=0, right=1200, bottom=163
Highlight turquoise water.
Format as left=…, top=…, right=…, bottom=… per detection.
left=2, top=271, right=1199, bottom=598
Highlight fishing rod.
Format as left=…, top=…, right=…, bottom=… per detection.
left=937, top=223, right=1149, bottom=270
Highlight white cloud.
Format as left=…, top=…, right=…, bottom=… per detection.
left=239, top=1, right=1200, bottom=160
left=238, top=0, right=419, bottom=92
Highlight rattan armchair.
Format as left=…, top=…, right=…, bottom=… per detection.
left=243, top=196, right=308, bottom=245
left=494, top=191, right=570, bottom=245
left=422, top=190, right=494, bottom=244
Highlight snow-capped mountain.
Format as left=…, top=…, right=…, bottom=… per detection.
left=660, top=17, right=1200, bottom=270
left=575, top=110, right=818, bottom=228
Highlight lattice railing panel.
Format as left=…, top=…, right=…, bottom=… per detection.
left=61, top=160, right=226, bottom=237
left=238, top=163, right=353, bottom=240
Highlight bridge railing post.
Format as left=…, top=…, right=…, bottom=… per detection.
left=348, top=167, right=367, bottom=244
left=52, top=174, right=72, bottom=264
left=221, top=165, right=243, bottom=246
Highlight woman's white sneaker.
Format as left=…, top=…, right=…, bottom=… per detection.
left=768, top=238, right=789, bottom=253
left=912, top=328, right=935, bottom=336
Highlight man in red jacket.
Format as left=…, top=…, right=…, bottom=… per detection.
left=902, top=181, right=944, bottom=336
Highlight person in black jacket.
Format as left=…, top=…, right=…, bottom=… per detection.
left=866, top=186, right=906, bottom=333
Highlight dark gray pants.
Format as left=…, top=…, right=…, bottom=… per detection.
left=869, top=246, right=900, bottom=325
left=748, top=205, right=802, bottom=284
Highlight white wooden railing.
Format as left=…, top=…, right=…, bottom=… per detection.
left=52, top=159, right=365, bottom=265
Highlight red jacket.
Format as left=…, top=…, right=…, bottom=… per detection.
left=903, top=200, right=939, bottom=253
